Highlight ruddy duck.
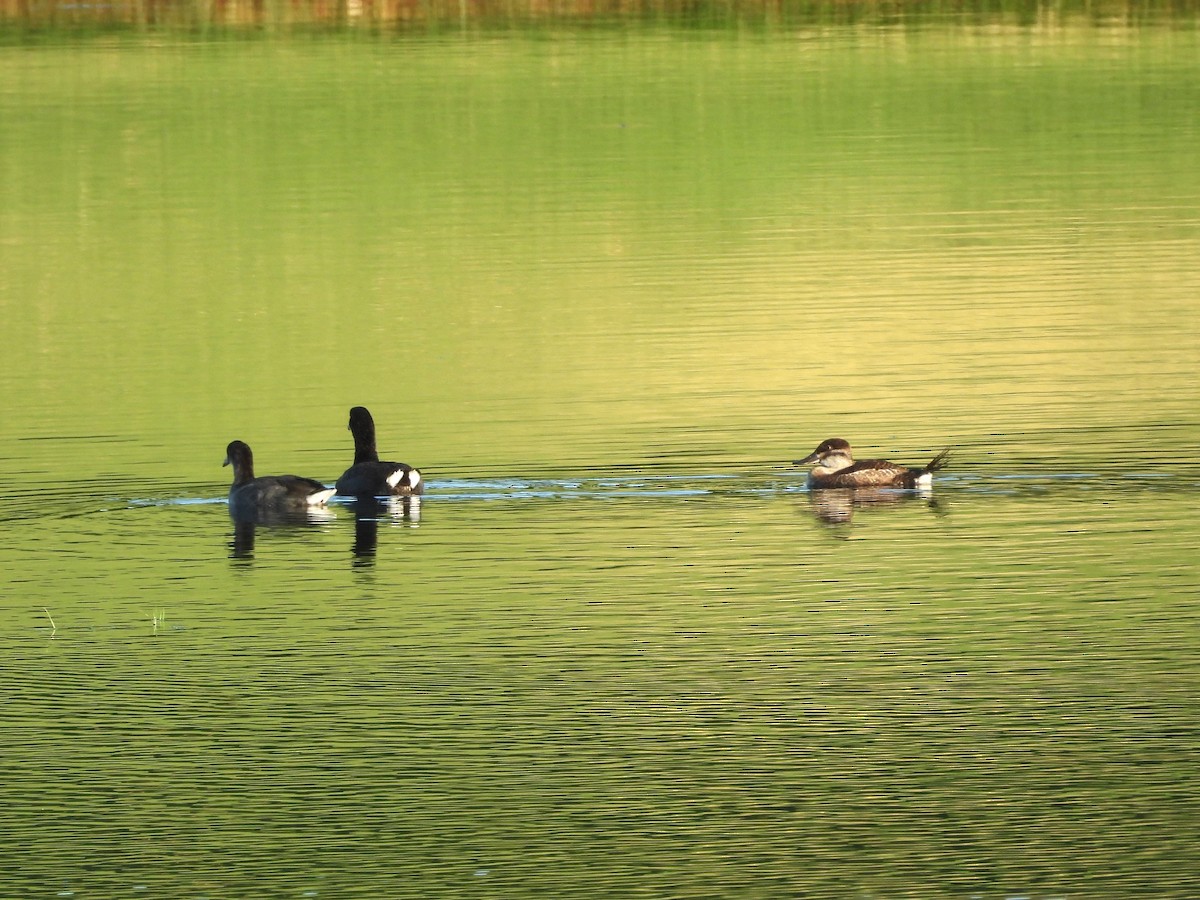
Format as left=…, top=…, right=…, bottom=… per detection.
left=794, top=438, right=950, bottom=489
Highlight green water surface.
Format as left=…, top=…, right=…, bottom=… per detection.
left=1, top=17, right=1198, bottom=899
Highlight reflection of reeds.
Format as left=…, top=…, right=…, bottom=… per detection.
left=1, top=0, right=1194, bottom=30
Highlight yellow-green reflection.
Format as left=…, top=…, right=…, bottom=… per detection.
left=0, top=20, right=1198, bottom=899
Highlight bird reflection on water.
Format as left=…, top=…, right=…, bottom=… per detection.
left=227, top=505, right=336, bottom=559
left=226, top=498, right=419, bottom=562
left=350, top=496, right=421, bottom=566
left=804, top=486, right=944, bottom=527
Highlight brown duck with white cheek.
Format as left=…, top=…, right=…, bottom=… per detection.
left=794, top=438, right=950, bottom=489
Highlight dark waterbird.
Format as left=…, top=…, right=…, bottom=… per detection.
left=223, top=440, right=336, bottom=518
left=794, top=438, right=951, bottom=489
left=335, top=406, right=423, bottom=497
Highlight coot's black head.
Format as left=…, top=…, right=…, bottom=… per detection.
left=347, top=406, right=380, bottom=464
left=348, top=406, right=376, bottom=435
left=223, top=440, right=255, bottom=482
left=224, top=440, right=251, bottom=467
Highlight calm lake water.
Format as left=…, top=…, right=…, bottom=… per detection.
left=2, top=15, right=1199, bottom=898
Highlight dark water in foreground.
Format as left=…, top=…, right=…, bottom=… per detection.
left=1, top=18, right=1199, bottom=899
left=4, top=460, right=1199, bottom=897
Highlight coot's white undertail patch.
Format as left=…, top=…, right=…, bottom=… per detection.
left=384, top=466, right=421, bottom=491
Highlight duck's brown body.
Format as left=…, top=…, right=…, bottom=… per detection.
left=794, top=438, right=950, bottom=489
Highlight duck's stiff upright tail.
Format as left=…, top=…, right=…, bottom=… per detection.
left=923, top=448, right=952, bottom=474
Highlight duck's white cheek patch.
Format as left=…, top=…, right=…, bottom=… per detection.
left=408, top=470, right=421, bottom=489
